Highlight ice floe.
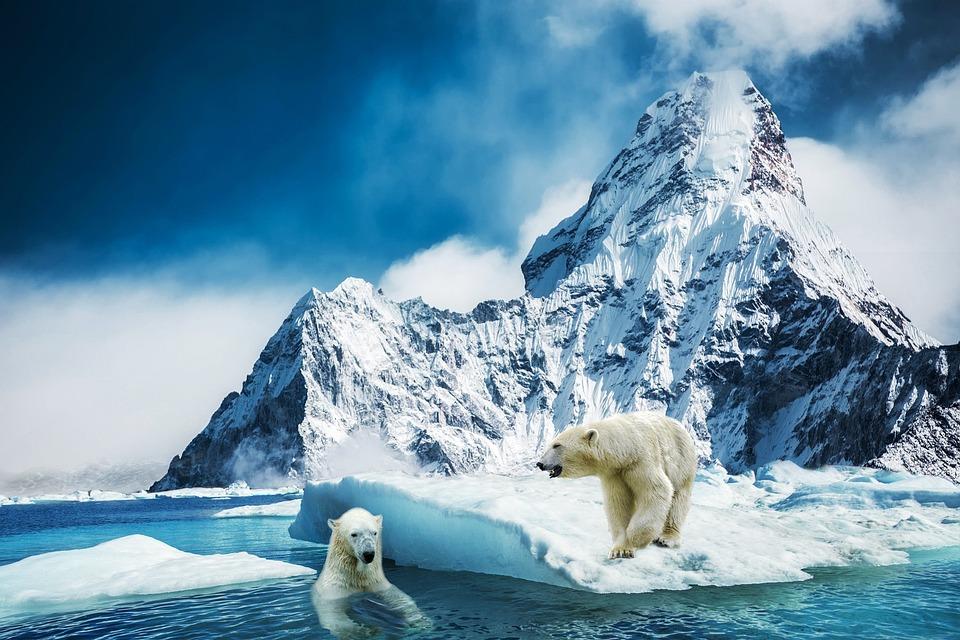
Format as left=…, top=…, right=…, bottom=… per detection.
left=213, top=499, right=302, bottom=518
left=0, top=534, right=314, bottom=614
left=290, top=462, right=960, bottom=593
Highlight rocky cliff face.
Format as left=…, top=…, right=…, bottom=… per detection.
left=151, top=70, right=959, bottom=490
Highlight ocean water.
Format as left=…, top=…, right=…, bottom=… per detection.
left=1, top=497, right=958, bottom=639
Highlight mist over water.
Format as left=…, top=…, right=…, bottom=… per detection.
left=0, top=460, right=169, bottom=497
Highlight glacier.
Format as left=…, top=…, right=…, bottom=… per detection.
left=152, top=69, right=960, bottom=490
left=0, top=534, right=314, bottom=616
left=289, top=464, right=960, bottom=593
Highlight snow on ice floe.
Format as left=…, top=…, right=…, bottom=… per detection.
left=289, top=462, right=960, bottom=594
left=0, top=534, right=314, bottom=615
left=213, top=499, right=302, bottom=518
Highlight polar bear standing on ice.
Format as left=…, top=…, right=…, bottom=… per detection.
left=313, top=507, right=427, bottom=638
left=537, top=412, right=697, bottom=559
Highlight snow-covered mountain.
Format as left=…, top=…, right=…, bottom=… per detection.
left=151, top=71, right=960, bottom=490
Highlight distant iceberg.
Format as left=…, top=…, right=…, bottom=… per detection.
left=213, top=499, right=302, bottom=518
left=150, top=483, right=302, bottom=500
left=0, top=534, right=314, bottom=615
left=290, top=463, right=960, bottom=593
left=0, top=484, right=302, bottom=506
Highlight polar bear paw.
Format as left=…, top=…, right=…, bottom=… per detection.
left=655, top=533, right=681, bottom=548
left=609, top=544, right=635, bottom=559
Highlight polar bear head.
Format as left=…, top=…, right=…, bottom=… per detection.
left=537, top=424, right=600, bottom=479
left=328, top=507, right=383, bottom=565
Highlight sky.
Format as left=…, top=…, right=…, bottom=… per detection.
left=1, top=0, right=958, bottom=477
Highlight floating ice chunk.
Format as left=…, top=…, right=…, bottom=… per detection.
left=290, top=466, right=960, bottom=593
left=755, top=460, right=847, bottom=487
left=213, top=499, right=302, bottom=518
left=0, top=534, right=314, bottom=614
left=758, top=462, right=960, bottom=510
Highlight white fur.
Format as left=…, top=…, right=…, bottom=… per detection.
left=312, top=507, right=428, bottom=638
left=538, top=412, right=697, bottom=559
left=315, top=508, right=388, bottom=599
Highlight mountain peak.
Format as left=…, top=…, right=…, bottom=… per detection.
left=522, top=70, right=806, bottom=297
left=521, top=71, right=931, bottom=350
left=680, top=69, right=755, bottom=105
left=332, top=277, right=376, bottom=297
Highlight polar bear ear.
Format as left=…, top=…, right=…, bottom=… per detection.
left=584, top=429, right=599, bottom=445
left=327, top=518, right=339, bottom=531
left=375, top=515, right=383, bottom=526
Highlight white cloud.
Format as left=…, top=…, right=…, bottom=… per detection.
left=380, top=179, right=592, bottom=312
left=789, top=72, right=960, bottom=343
left=625, top=0, right=899, bottom=68
left=379, top=236, right=522, bottom=312
left=792, top=61, right=960, bottom=345
left=0, top=271, right=301, bottom=476
left=518, top=179, right=593, bottom=252
left=881, top=61, right=960, bottom=144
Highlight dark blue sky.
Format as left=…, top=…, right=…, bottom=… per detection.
left=2, top=0, right=958, bottom=289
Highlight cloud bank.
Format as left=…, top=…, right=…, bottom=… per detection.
left=628, top=0, right=900, bottom=68
left=543, top=0, right=899, bottom=70
left=0, top=270, right=301, bottom=476
left=790, top=60, right=960, bottom=342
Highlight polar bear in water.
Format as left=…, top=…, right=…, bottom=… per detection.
left=312, top=507, right=428, bottom=639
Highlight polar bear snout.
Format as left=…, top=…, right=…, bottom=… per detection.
left=350, top=533, right=378, bottom=564
left=537, top=462, right=563, bottom=478
left=536, top=461, right=562, bottom=475
left=538, top=447, right=564, bottom=478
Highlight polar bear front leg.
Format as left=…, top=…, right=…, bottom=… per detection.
left=601, top=475, right=635, bottom=558
left=312, top=593, right=373, bottom=639
left=624, top=468, right=673, bottom=551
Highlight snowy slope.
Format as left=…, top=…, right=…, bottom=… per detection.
left=152, top=71, right=960, bottom=490
left=289, top=466, right=960, bottom=593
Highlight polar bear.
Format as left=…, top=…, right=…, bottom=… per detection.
left=537, top=412, right=697, bottom=559
left=313, top=508, right=428, bottom=638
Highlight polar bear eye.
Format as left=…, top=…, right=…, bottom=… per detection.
left=372, top=532, right=377, bottom=536
left=350, top=533, right=358, bottom=538
left=552, top=443, right=561, bottom=449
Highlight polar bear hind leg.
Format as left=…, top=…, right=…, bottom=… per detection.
left=657, top=477, right=693, bottom=548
